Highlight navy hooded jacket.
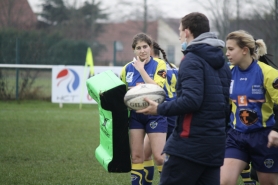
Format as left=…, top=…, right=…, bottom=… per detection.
left=157, top=32, right=231, bottom=166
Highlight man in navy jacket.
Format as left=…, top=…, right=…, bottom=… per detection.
left=137, top=12, right=231, bottom=185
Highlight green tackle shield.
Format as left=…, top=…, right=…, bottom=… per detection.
left=86, top=70, right=130, bottom=173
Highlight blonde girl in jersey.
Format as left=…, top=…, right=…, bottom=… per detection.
left=221, top=30, right=278, bottom=185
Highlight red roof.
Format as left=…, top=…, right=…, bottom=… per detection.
left=95, top=20, right=158, bottom=65
left=0, top=0, right=37, bottom=29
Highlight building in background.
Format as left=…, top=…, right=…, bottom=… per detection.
left=0, top=0, right=184, bottom=66
left=159, top=18, right=181, bottom=66
left=95, top=19, right=183, bottom=66
left=0, top=0, right=37, bottom=30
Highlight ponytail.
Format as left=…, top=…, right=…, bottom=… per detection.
left=153, top=40, right=175, bottom=68
left=255, top=39, right=267, bottom=59
left=255, top=39, right=278, bottom=68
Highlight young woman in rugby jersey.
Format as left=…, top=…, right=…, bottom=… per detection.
left=142, top=40, right=178, bottom=185
left=221, top=30, right=278, bottom=185
left=120, top=33, right=167, bottom=185
left=240, top=55, right=278, bottom=185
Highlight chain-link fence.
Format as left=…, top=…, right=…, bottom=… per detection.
left=0, top=30, right=132, bottom=101
left=0, top=30, right=92, bottom=101
left=0, top=68, right=51, bottom=100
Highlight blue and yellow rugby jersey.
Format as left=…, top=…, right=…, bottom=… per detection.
left=229, top=60, right=278, bottom=133
left=154, top=58, right=178, bottom=101
left=121, top=57, right=167, bottom=88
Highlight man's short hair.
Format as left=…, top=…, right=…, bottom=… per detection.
left=181, top=12, right=210, bottom=38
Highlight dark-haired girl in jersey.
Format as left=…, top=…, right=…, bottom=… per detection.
left=142, top=41, right=178, bottom=185
left=120, top=33, right=167, bottom=185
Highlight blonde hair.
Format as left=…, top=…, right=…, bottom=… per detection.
left=226, top=30, right=267, bottom=60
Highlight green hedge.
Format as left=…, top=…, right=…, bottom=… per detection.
left=0, top=29, right=95, bottom=65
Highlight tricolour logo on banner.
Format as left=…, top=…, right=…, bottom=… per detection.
left=56, top=68, right=80, bottom=93
left=52, top=66, right=123, bottom=104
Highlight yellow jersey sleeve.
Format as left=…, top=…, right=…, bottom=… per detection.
left=120, top=64, right=128, bottom=88
left=258, top=62, right=278, bottom=104
left=153, top=58, right=167, bottom=88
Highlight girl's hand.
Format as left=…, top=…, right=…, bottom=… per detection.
left=132, top=56, right=146, bottom=72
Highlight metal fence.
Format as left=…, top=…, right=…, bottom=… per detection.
left=0, top=66, right=52, bottom=101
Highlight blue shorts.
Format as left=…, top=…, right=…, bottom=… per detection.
left=225, top=127, right=278, bottom=173
left=129, top=111, right=167, bottom=133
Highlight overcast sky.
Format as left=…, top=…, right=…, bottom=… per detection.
left=27, top=0, right=206, bottom=20
left=27, top=0, right=274, bottom=23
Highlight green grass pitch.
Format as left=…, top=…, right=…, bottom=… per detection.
left=0, top=101, right=142, bottom=185
left=0, top=100, right=253, bottom=185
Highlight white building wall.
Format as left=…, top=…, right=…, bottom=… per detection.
left=157, top=19, right=183, bottom=66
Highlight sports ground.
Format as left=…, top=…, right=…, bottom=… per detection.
left=0, top=101, right=156, bottom=185
left=0, top=101, right=251, bottom=185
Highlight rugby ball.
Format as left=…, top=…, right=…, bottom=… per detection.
left=124, top=83, right=166, bottom=111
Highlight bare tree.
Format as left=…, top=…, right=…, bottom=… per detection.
left=235, top=0, right=278, bottom=65
left=194, top=0, right=234, bottom=40
left=39, top=0, right=108, bottom=40
left=193, top=0, right=278, bottom=65
left=109, top=0, right=165, bottom=27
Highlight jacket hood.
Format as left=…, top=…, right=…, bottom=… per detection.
left=185, top=32, right=226, bottom=69
left=188, top=32, right=225, bottom=48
